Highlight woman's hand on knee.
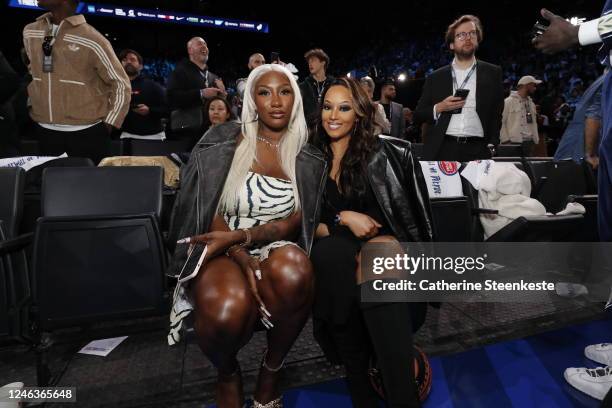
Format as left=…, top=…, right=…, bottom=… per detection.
left=338, top=211, right=382, bottom=239
left=231, top=250, right=273, bottom=329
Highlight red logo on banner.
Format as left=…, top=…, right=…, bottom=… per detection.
left=438, top=161, right=458, bottom=176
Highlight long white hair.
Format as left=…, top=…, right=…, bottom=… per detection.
left=217, top=64, right=308, bottom=214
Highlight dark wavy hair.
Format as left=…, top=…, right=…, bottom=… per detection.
left=311, top=77, right=379, bottom=201
left=203, top=96, right=235, bottom=128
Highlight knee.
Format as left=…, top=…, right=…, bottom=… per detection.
left=366, top=235, right=398, bottom=244
left=193, top=286, right=254, bottom=339
left=362, top=235, right=402, bottom=258
left=265, top=246, right=314, bottom=301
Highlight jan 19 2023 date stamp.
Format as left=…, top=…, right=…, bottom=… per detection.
left=0, top=387, right=76, bottom=403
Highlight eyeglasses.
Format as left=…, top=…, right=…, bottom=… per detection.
left=455, top=30, right=478, bottom=41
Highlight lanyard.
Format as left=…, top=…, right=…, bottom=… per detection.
left=314, top=78, right=327, bottom=101
left=44, top=21, right=61, bottom=49
left=42, top=21, right=61, bottom=73
left=451, top=62, right=477, bottom=91
left=199, top=69, right=209, bottom=88
left=524, top=99, right=533, bottom=123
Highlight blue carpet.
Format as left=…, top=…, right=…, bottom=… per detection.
left=211, top=317, right=612, bottom=407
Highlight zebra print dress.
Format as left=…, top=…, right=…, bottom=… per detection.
left=168, top=171, right=298, bottom=345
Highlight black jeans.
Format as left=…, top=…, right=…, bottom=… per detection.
left=36, top=122, right=110, bottom=164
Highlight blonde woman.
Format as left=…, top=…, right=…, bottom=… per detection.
left=167, top=64, right=327, bottom=407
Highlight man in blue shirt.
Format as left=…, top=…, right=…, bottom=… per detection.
left=534, top=2, right=612, bottom=401
left=534, top=4, right=611, bottom=238
left=554, top=74, right=604, bottom=165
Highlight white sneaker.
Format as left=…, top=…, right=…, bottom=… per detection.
left=585, top=343, right=612, bottom=366
left=564, top=366, right=612, bottom=400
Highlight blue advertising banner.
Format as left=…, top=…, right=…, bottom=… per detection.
left=7, top=0, right=270, bottom=33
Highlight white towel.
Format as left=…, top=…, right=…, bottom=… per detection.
left=476, top=162, right=546, bottom=238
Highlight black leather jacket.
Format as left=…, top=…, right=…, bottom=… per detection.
left=167, top=122, right=328, bottom=277
left=364, top=135, right=433, bottom=242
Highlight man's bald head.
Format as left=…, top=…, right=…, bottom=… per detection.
left=187, top=37, right=209, bottom=65
left=248, top=53, right=265, bottom=70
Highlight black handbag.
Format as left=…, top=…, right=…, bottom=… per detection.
left=170, top=106, right=203, bottom=133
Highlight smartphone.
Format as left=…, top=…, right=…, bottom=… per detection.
left=451, top=89, right=469, bottom=114
left=177, top=244, right=208, bottom=283
left=454, top=88, right=470, bottom=100
left=270, top=51, right=280, bottom=63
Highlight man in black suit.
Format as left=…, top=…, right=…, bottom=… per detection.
left=415, top=15, right=504, bottom=161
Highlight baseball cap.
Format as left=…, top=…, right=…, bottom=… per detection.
left=517, top=75, right=543, bottom=86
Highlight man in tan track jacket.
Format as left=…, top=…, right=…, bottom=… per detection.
left=23, top=0, right=130, bottom=163
left=500, top=75, right=541, bottom=156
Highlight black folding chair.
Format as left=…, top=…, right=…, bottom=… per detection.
left=429, top=196, right=472, bottom=242
left=21, top=157, right=95, bottom=234
left=0, top=168, right=32, bottom=342
left=32, top=166, right=168, bottom=385
left=460, top=163, right=584, bottom=242
left=524, top=159, right=595, bottom=213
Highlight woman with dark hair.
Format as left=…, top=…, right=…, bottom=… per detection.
left=168, top=64, right=327, bottom=408
left=311, top=77, right=432, bottom=407
left=204, top=95, right=235, bottom=130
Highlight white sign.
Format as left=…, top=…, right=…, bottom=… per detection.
left=419, top=161, right=463, bottom=198
left=0, top=153, right=68, bottom=171
left=78, top=336, right=128, bottom=357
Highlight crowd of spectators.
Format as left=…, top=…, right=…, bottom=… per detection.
left=139, top=34, right=602, bottom=128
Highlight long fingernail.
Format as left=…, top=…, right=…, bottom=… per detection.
left=262, top=316, right=274, bottom=328
left=177, top=237, right=191, bottom=244
left=260, top=305, right=271, bottom=318
left=255, top=269, right=262, bottom=280
left=261, top=317, right=273, bottom=329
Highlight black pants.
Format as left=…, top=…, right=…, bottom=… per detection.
left=36, top=122, right=110, bottom=164
left=329, top=304, right=421, bottom=408
left=312, top=234, right=421, bottom=408
left=436, top=136, right=491, bottom=161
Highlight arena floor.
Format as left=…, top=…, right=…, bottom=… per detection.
left=0, top=296, right=608, bottom=407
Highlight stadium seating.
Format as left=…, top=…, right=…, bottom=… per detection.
left=32, top=166, right=168, bottom=384
left=0, top=167, right=31, bottom=342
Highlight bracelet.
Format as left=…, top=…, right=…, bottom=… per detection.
left=225, top=244, right=244, bottom=258
left=241, top=228, right=252, bottom=247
